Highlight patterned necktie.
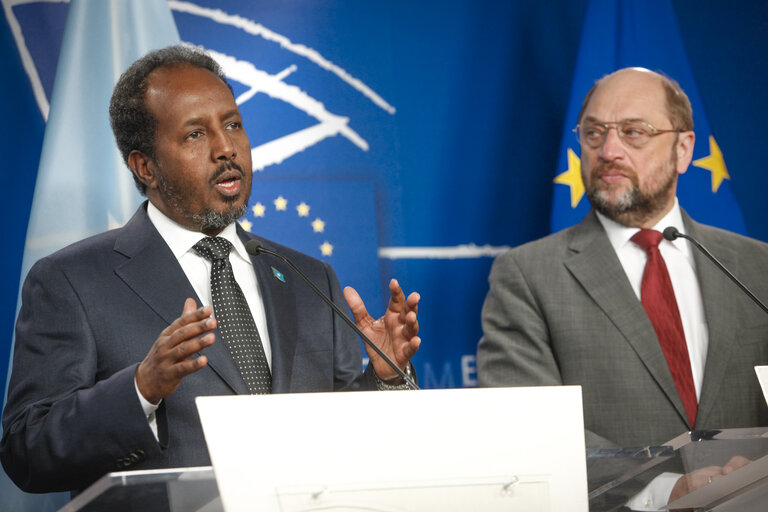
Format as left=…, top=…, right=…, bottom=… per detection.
left=631, top=229, right=697, bottom=426
left=193, top=236, right=272, bottom=394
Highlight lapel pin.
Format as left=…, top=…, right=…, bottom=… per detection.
left=271, top=267, right=286, bottom=283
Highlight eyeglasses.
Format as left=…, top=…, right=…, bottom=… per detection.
left=573, top=120, right=685, bottom=149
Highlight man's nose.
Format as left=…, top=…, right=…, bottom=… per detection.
left=211, top=129, right=236, bottom=161
left=598, top=126, right=625, bottom=161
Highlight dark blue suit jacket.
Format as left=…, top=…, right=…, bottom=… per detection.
left=0, top=203, right=376, bottom=493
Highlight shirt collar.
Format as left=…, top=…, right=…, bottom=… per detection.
left=146, top=201, right=252, bottom=265
left=595, top=198, right=692, bottom=259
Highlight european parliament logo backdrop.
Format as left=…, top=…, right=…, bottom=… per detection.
left=1, top=0, right=768, bottom=508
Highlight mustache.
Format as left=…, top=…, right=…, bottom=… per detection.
left=210, top=161, right=245, bottom=184
left=593, top=161, right=634, bottom=176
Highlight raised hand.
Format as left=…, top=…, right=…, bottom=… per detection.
left=135, top=298, right=217, bottom=403
left=344, top=279, right=420, bottom=382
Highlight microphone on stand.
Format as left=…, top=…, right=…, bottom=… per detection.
left=663, top=226, right=768, bottom=315
left=245, top=239, right=419, bottom=390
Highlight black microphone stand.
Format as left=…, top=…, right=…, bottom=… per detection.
left=663, top=226, right=768, bottom=315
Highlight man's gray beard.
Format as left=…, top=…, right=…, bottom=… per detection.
left=191, top=203, right=248, bottom=232
left=587, top=178, right=674, bottom=226
left=587, top=185, right=642, bottom=219
left=156, top=171, right=248, bottom=232
left=587, top=146, right=678, bottom=225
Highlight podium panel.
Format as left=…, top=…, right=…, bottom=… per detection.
left=274, top=476, right=551, bottom=511
left=59, top=467, right=220, bottom=512
left=666, top=428, right=768, bottom=511
left=586, top=427, right=768, bottom=511
left=196, top=386, right=588, bottom=512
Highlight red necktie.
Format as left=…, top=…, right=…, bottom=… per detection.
left=631, top=229, right=697, bottom=427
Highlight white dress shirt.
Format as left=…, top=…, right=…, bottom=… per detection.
left=135, top=202, right=272, bottom=437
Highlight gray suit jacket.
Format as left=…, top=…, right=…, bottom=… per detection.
left=0, top=203, right=376, bottom=493
left=477, top=210, right=768, bottom=448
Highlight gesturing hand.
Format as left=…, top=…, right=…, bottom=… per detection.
left=135, top=298, right=217, bottom=404
left=344, top=279, right=421, bottom=383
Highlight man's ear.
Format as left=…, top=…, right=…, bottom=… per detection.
left=675, top=130, right=695, bottom=175
left=128, top=150, right=158, bottom=191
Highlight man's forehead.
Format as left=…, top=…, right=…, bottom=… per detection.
left=146, top=64, right=222, bottom=93
left=144, top=65, right=235, bottom=117
left=584, top=69, right=667, bottom=121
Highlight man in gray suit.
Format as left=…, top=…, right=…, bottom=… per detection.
left=477, top=68, right=768, bottom=503
left=1, top=46, right=421, bottom=495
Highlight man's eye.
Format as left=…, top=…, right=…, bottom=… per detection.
left=584, top=127, right=604, bottom=138
left=186, top=131, right=203, bottom=140
left=622, top=125, right=647, bottom=138
left=226, top=122, right=242, bottom=130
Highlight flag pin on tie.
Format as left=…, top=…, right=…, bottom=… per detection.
left=271, top=267, right=286, bottom=283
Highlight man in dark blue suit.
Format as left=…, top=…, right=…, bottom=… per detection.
left=0, top=46, right=421, bottom=494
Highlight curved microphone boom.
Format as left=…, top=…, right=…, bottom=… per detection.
left=663, top=226, right=768, bottom=315
left=244, top=240, right=419, bottom=390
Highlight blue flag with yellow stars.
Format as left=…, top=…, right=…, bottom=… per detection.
left=550, top=0, right=747, bottom=235
left=242, top=180, right=382, bottom=308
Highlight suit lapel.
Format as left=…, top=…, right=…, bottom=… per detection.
left=239, top=231, right=298, bottom=394
left=564, top=212, right=691, bottom=427
left=685, top=214, right=739, bottom=426
left=113, top=204, right=249, bottom=395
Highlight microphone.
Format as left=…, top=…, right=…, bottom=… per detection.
left=244, top=239, right=419, bottom=390
left=663, top=226, right=768, bottom=315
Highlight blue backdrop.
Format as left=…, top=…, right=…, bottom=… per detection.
left=1, top=0, right=768, bottom=506
left=2, top=0, right=768, bottom=391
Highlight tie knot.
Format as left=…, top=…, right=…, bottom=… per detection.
left=193, top=236, right=233, bottom=262
left=631, top=229, right=663, bottom=251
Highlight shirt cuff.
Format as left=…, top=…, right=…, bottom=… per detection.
left=134, top=376, right=161, bottom=440
left=625, top=472, right=680, bottom=511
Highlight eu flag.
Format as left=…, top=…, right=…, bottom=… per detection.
left=243, top=180, right=383, bottom=309
left=550, top=0, right=747, bottom=235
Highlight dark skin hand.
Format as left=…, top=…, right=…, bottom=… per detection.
left=344, top=278, right=421, bottom=383
left=136, top=279, right=421, bottom=400
left=135, top=298, right=217, bottom=404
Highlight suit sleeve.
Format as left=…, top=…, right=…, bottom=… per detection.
left=0, top=257, right=163, bottom=493
left=320, top=260, right=377, bottom=391
left=477, top=251, right=564, bottom=387
left=477, top=250, right=624, bottom=449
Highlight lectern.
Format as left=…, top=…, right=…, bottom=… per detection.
left=62, top=386, right=589, bottom=511
left=60, top=393, right=768, bottom=511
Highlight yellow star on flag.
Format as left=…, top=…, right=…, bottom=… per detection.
left=239, top=219, right=252, bottom=232
left=312, top=218, right=325, bottom=233
left=252, top=202, right=266, bottom=217
left=274, top=195, right=288, bottom=211
left=320, top=241, right=334, bottom=256
left=692, top=135, right=730, bottom=193
left=553, top=148, right=585, bottom=208
left=297, top=202, right=310, bottom=217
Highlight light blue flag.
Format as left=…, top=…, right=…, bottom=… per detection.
left=1, top=0, right=179, bottom=509
left=550, top=0, right=747, bottom=235
left=19, top=0, right=180, bottom=280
